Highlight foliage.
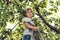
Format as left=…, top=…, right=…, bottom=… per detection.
left=0, top=0, right=60, bottom=40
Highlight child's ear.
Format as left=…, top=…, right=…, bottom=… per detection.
left=25, top=13, right=27, bottom=17
left=32, top=13, right=34, bottom=17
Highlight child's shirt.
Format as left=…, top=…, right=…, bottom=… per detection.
left=22, top=17, right=34, bottom=35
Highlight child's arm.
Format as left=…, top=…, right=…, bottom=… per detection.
left=24, top=22, right=38, bottom=31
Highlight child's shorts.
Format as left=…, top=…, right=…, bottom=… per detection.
left=23, top=35, right=31, bottom=40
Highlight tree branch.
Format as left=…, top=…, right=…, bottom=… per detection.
left=34, top=5, right=60, bottom=33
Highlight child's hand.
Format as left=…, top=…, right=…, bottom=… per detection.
left=33, top=27, right=38, bottom=31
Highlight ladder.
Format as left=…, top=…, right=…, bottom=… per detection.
left=31, top=30, right=44, bottom=40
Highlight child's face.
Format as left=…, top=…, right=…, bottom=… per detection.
left=26, top=10, right=33, bottom=18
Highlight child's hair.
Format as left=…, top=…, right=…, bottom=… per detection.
left=23, top=7, right=34, bottom=17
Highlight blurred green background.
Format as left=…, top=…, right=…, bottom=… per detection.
left=0, top=0, right=60, bottom=40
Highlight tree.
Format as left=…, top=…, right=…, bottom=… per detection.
left=0, top=0, right=60, bottom=40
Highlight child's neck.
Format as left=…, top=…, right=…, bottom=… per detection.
left=26, top=17, right=32, bottom=19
